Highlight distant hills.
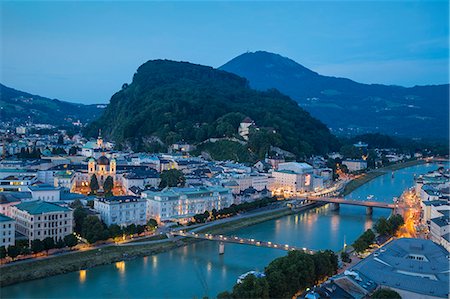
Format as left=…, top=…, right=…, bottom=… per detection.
left=0, top=83, right=104, bottom=126
left=220, top=51, right=449, bottom=139
left=85, top=60, right=339, bottom=160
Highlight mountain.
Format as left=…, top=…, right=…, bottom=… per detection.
left=220, top=51, right=449, bottom=139
left=0, top=83, right=105, bottom=125
left=85, top=60, right=339, bottom=161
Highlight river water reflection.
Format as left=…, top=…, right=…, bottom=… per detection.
left=1, top=162, right=442, bottom=298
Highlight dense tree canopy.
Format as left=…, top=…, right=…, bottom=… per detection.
left=85, top=60, right=339, bottom=160
left=159, top=169, right=185, bottom=188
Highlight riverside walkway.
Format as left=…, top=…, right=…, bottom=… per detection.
left=170, top=231, right=315, bottom=254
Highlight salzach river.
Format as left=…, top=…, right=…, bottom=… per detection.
left=2, top=162, right=442, bottom=298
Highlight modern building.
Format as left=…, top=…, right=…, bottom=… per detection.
left=142, top=186, right=233, bottom=222
left=352, top=238, right=449, bottom=299
left=271, top=162, right=314, bottom=195
left=342, top=159, right=368, bottom=172
left=10, top=201, right=73, bottom=242
left=93, top=196, right=147, bottom=227
left=0, top=175, right=37, bottom=192
left=0, top=214, right=15, bottom=248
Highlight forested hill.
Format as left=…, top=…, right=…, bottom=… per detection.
left=0, top=83, right=104, bottom=125
left=220, top=51, right=449, bottom=139
left=85, top=60, right=339, bottom=160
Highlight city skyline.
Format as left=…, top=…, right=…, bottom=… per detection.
left=1, top=1, right=449, bottom=104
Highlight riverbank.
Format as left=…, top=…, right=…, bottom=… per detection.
left=0, top=240, right=179, bottom=287
left=341, top=159, right=425, bottom=196
left=0, top=206, right=301, bottom=287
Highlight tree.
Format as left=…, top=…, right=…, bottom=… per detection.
left=89, top=174, right=99, bottom=194
left=371, top=288, right=401, bottom=299
left=81, top=216, right=109, bottom=244
left=124, top=224, right=137, bottom=236
left=232, top=275, right=270, bottom=299
left=7, top=245, right=20, bottom=260
left=57, top=135, right=64, bottom=145
left=0, top=246, right=6, bottom=259
left=159, top=169, right=185, bottom=188
left=68, top=146, right=80, bottom=155
left=136, top=225, right=146, bottom=235
left=73, top=207, right=88, bottom=233
left=353, top=229, right=375, bottom=253
left=64, top=234, right=78, bottom=248
left=70, top=199, right=83, bottom=209
left=374, top=217, right=392, bottom=236
left=108, top=224, right=123, bottom=238
left=31, top=239, right=44, bottom=254
left=42, top=237, right=55, bottom=253
left=147, top=218, right=158, bottom=230
left=341, top=251, right=351, bottom=263
left=55, top=238, right=66, bottom=249
left=103, top=176, right=114, bottom=195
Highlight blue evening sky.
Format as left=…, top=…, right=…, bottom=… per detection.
left=1, top=1, right=448, bottom=104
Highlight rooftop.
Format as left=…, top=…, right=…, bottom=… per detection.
left=14, top=201, right=71, bottom=215
left=0, top=213, right=14, bottom=222
left=352, top=238, right=449, bottom=298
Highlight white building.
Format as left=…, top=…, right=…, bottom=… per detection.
left=238, top=117, right=255, bottom=140
left=0, top=214, right=15, bottom=248
left=271, top=162, right=314, bottom=195
left=93, top=196, right=147, bottom=227
left=0, top=175, right=37, bottom=192
left=342, top=159, right=368, bottom=172
left=122, top=171, right=160, bottom=195
left=142, top=186, right=233, bottom=222
left=10, top=201, right=73, bottom=242
left=28, top=184, right=61, bottom=202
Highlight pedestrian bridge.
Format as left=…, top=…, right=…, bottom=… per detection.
left=293, top=197, right=397, bottom=215
left=170, top=231, right=315, bottom=254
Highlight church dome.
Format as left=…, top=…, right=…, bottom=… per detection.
left=97, top=155, right=110, bottom=165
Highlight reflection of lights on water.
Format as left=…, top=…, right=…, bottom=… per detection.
left=152, top=255, right=158, bottom=269
left=79, top=270, right=86, bottom=283
left=207, top=261, right=212, bottom=272
left=115, top=261, right=125, bottom=274
left=143, top=256, right=148, bottom=265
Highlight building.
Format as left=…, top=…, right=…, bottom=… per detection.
left=28, top=184, right=61, bottom=202
left=0, top=194, right=21, bottom=217
left=122, top=170, right=160, bottom=195
left=0, top=175, right=37, bottom=192
left=342, top=159, right=368, bottom=172
left=238, top=117, right=255, bottom=140
left=429, top=214, right=450, bottom=245
left=93, top=196, right=147, bottom=227
left=0, top=214, right=15, bottom=248
left=143, top=186, right=233, bottom=222
left=10, top=201, right=73, bottom=242
left=271, top=162, right=314, bottom=195
left=352, top=238, right=449, bottom=299
left=53, top=170, right=75, bottom=189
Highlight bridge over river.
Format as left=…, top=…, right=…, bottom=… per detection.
left=293, top=196, right=399, bottom=215
left=171, top=231, right=315, bottom=255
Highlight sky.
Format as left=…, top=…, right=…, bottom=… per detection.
left=1, top=1, right=449, bottom=104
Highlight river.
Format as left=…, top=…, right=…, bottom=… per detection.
left=1, top=162, right=442, bottom=298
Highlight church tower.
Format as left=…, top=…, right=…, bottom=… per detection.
left=97, top=129, right=103, bottom=149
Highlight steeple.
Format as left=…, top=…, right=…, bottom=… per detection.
left=97, top=129, right=103, bottom=149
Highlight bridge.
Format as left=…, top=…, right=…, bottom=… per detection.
left=294, top=197, right=397, bottom=215
left=170, top=231, right=315, bottom=255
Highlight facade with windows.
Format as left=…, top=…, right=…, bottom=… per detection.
left=93, top=196, right=147, bottom=227
left=0, top=214, right=15, bottom=248
left=10, top=201, right=73, bottom=242
left=142, top=186, right=233, bottom=222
